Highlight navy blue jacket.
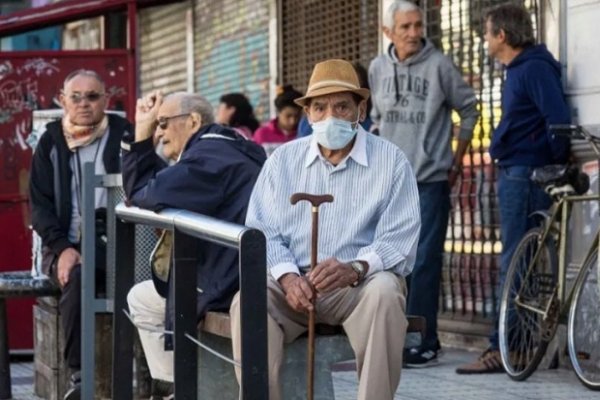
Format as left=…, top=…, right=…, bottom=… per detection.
left=490, top=44, right=570, bottom=166
left=122, top=123, right=266, bottom=345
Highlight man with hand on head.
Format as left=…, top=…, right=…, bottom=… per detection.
left=30, top=69, right=132, bottom=400
left=121, top=91, right=265, bottom=397
left=230, top=59, right=421, bottom=400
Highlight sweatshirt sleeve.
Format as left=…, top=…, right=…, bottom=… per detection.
left=368, top=60, right=382, bottom=125
left=524, top=61, right=571, bottom=160
left=440, top=57, right=479, bottom=141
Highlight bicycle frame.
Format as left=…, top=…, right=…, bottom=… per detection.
left=514, top=192, right=600, bottom=325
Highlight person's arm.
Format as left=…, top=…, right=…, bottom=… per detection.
left=442, top=58, right=479, bottom=143
left=245, top=154, right=315, bottom=312
left=368, top=61, right=382, bottom=126
left=29, top=133, right=73, bottom=257
left=245, top=154, right=299, bottom=279
left=30, top=133, right=81, bottom=286
left=121, top=137, right=168, bottom=207
left=441, top=57, right=479, bottom=185
left=524, top=61, right=571, bottom=161
left=354, top=154, right=421, bottom=277
left=449, top=138, right=470, bottom=188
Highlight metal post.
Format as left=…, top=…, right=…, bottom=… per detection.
left=81, top=162, right=99, bottom=399
left=239, top=229, right=268, bottom=400
left=112, top=218, right=135, bottom=400
left=173, top=230, right=199, bottom=399
left=0, top=299, right=12, bottom=400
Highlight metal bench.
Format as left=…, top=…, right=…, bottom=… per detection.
left=0, top=271, right=60, bottom=400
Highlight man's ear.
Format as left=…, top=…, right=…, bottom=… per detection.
left=497, top=28, right=507, bottom=43
left=190, top=112, right=202, bottom=130
left=59, top=92, right=67, bottom=109
left=383, top=26, right=393, bottom=41
left=303, top=106, right=312, bottom=125
left=358, top=100, right=367, bottom=122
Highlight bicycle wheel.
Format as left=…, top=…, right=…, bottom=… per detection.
left=499, top=227, right=558, bottom=381
left=568, top=250, right=600, bottom=390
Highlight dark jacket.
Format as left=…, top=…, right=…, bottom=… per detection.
left=30, top=114, right=132, bottom=273
left=490, top=44, right=571, bottom=166
left=121, top=123, right=266, bottom=345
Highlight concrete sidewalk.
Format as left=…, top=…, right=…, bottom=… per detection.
left=333, top=348, right=598, bottom=400
left=9, top=348, right=598, bottom=399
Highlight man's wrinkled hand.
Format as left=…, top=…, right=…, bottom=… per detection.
left=308, top=258, right=358, bottom=293
left=57, top=247, right=81, bottom=287
left=279, top=273, right=315, bottom=313
left=135, top=90, right=163, bottom=142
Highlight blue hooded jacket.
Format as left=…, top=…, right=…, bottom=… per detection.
left=490, top=44, right=570, bottom=166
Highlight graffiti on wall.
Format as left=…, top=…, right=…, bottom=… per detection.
left=197, top=31, right=270, bottom=120
left=195, top=0, right=271, bottom=121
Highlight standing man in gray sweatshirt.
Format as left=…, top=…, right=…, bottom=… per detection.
left=369, top=0, right=479, bottom=367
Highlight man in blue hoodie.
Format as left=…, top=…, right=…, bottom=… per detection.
left=369, top=0, right=479, bottom=367
left=456, top=4, right=570, bottom=374
left=121, top=91, right=266, bottom=396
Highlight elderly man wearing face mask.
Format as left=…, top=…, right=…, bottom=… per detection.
left=30, top=69, right=132, bottom=400
left=230, top=59, right=421, bottom=400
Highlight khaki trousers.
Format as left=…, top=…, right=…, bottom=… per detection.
left=230, top=271, right=408, bottom=400
left=127, top=280, right=174, bottom=382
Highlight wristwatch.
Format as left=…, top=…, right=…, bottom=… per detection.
left=349, top=261, right=366, bottom=287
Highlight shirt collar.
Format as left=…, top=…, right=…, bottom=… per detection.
left=305, top=126, right=369, bottom=168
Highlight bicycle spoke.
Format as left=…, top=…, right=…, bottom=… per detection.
left=569, top=252, right=600, bottom=390
left=500, top=227, right=557, bottom=381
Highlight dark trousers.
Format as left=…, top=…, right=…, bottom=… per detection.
left=406, top=181, right=450, bottom=350
left=489, top=165, right=551, bottom=350
left=50, top=248, right=106, bottom=370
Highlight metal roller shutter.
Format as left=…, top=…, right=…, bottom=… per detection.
left=194, top=0, right=270, bottom=121
left=280, top=0, right=379, bottom=93
left=139, top=2, right=190, bottom=96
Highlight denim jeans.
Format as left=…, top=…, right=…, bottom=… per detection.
left=406, top=180, right=450, bottom=350
left=489, top=165, right=552, bottom=349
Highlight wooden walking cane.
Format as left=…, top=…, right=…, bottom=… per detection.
left=290, top=193, right=334, bottom=400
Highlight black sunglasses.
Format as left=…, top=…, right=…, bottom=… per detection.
left=157, top=113, right=190, bottom=130
left=65, top=92, right=105, bottom=104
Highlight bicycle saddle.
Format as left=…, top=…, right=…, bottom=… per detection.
left=531, top=164, right=590, bottom=196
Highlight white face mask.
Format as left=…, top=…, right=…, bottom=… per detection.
left=311, top=114, right=359, bottom=150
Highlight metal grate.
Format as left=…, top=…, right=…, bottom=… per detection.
left=106, top=186, right=158, bottom=299
left=194, top=0, right=271, bottom=121
left=280, top=0, right=379, bottom=92
left=423, top=0, right=542, bottom=319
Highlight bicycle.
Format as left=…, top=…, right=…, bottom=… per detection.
left=498, top=124, right=600, bottom=390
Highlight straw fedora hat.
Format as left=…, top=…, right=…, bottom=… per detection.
left=294, top=59, right=370, bottom=106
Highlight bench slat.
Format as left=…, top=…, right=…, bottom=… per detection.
left=201, top=312, right=426, bottom=339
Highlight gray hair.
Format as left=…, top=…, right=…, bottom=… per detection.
left=383, top=1, right=422, bottom=30
left=485, top=4, right=535, bottom=49
left=166, top=92, right=215, bottom=127
left=63, top=69, right=105, bottom=91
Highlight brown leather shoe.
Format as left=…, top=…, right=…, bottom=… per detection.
left=455, top=349, right=505, bottom=374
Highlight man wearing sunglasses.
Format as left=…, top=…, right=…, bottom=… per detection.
left=30, top=69, right=132, bottom=399
left=120, top=91, right=266, bottom=397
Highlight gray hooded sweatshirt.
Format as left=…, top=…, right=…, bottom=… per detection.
left=369, top=39, right=479, bottom=182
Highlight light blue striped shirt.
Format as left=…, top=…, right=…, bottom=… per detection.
left=246, top=127, right=421, bottom=280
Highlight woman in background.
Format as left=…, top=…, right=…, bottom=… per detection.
left=215, top=92, right=260, bottom=139
left=253, top=85, right=302, bottom=155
